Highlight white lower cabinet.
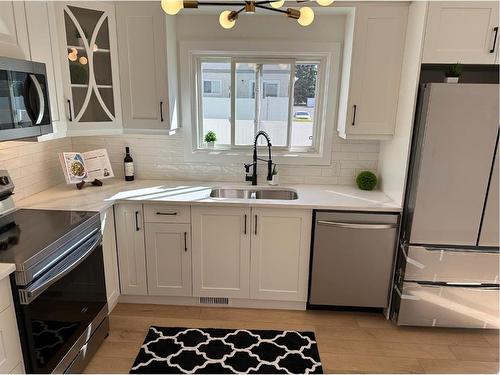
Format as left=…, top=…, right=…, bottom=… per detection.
left=250, top=208, right=312, bottom=302
left=191, top=206, right=312, bottom=302
left=145, top=223, right=192, bottom=296
left=0, top=278, right=24, bottom=374
left=191, top=206, right=251, bottom=298
left=115, top=204, right=147, bottom=295
left=101, top=207, right=120, bottom=311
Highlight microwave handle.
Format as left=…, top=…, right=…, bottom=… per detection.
left=18, top=232, right=102, bottom=305
left=29, top=74, right=45, bottom=125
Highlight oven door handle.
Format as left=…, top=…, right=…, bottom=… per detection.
left=18, top=232, right=102, bottom=305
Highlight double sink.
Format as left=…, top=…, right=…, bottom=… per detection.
left=210, top=188, right=298, bottom=201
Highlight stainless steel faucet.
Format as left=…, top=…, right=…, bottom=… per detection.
left=244, top=131, right=273, bottom=186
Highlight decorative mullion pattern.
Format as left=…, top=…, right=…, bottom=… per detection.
left=65, top=5, right=115, bottom=123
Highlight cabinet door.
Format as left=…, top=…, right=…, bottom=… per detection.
left=250, top=208, right=312, bottom=302
left=0, top=279, right=23, bottom=374
left=116, top=2, right=169, bottom=132
left=145, top=223, right=192, bottom=296
left=341, top=5, right=407, bottom=139
left=115, top=204, right=147, bottom=295
left=0, top=1, right=29, bottom=59
left=191, top=206, right=250, bottom=298
left=56, top=2, right=122, bottom=132
left=101, top=207, right=120, bottom=311
left=423, top=2, right=499, bottom=64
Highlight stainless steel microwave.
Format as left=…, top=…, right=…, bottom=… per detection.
left=0, top=57, right=52, bottom=141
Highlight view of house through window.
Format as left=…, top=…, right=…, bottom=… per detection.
left=199, top=58, right=320, bottom=150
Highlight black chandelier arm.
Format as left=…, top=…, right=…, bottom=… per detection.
left=195, top=1, right=247, bottom=6
left=254, top=3, right=289, bottom=14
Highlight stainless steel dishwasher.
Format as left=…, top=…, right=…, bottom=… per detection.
left=309, top=211, right=399, bottom=308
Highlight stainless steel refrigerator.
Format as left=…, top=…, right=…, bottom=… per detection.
left=391, top=83, right=499, bottom=329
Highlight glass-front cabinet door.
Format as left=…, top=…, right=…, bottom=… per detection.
left=58, top=2, right=121, bottom=133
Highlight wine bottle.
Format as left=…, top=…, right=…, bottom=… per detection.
left=124, top=146, right=134, bottom=181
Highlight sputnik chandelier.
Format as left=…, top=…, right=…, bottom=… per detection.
left=161, top=0, right=335, bottom=29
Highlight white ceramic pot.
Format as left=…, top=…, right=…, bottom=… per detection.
left=445, top=76, right=459, bottom=83
left=269, top=175, right=279, bottom=186
left=207, top=142, right=215, bottom=149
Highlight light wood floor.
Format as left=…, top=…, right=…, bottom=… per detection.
left=84, top=303, right=499, bottom=374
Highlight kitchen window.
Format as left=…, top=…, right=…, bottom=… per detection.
left=196, top=57, right=323, bottom=150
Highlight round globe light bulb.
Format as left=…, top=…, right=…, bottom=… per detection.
left=68, top=51, right=78, bottom=62
left=70, top=47, right=77, bottom=54
left=79, top=56, right=88, bottom=65
left=297, top=6, right=315, bottom=26
left=270, top=0, right=285, bottom=8
left=161, top=0, right=183, bottom=15
left=219, top=10, right=236, bottom=29
left=316, top=0, right=334, bottom=6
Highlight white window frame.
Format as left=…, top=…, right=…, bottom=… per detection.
left=180, top=40, right=341, bottom=166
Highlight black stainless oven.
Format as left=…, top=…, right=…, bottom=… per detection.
left=0, top=207, right=108, bottom=374
left=0, top=56, right=52, bottom=141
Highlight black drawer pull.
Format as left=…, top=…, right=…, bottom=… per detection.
left=184, top=232, right=187, bottom=252
left=156, top=212, right=177, bottom=216
left=351, top=104, right=357, bottom=126
left=490, top=26, right=499, bottom=53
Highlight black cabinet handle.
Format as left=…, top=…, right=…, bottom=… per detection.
left=351, top=104, right=357, bottom=126
left=160, top=101, right=164, bottom=122
left=184, top=232, right=187, bottom=252
left=244, top=214, right=247, bottom=235
left=490, top=26, right=499, bottom=53
left=67, top=99, right=72, bottom=122
left=135, top=211, right=140, bottom=231
left=254, top=215, right=258, bottom=235
left=156, top=211, right=177, bottom=216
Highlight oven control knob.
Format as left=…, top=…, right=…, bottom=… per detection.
left=0, top=240, right=8, bottom=250
left=0, top=176, right=9, bottom=186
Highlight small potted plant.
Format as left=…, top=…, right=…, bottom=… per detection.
left=269, top=164, right=279, bottom=186
left=356, top=171, right=378, bottom=191
left=445, top=63, right=463, bottom=83
left=204, top=131, right=217, bottom=148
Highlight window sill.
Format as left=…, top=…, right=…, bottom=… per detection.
left=184, top=147, right=332, bottom=166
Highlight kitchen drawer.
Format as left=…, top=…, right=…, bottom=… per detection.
left=397, top=282, right=499, bottom=328
left=0, top=277, right=12, bottom=313
left=144, top=204, right=190, bottom=224
left=405, top=246, right=499, bottom=284
left=0, top=305, right=22, bottom=373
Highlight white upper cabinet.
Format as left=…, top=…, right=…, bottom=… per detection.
left=250, top=208, right=311, bottom=302
left=56, top=1, right=122, bottom=134
left=191, top=206, right=251, bottom=298
left=115, top=204, right=147, bottom=295
left=0, top=1, right=29, bottom=60
left=338, top=5, right=408, bottom=140
left=423, top=2, right=499, bottom=64
left=116, top=2, right=178, bottom=133
left=24, top=2, right=67, bottom=135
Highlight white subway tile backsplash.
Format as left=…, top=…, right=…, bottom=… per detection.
left=0, top=131, right=380, bottom=202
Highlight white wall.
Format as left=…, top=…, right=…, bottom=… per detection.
left=378, top=1, right=427, bottom=206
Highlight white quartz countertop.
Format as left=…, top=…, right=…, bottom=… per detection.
left=17, top=178, right=401, bottom=213
left=0, top=263, right=15, bottom=280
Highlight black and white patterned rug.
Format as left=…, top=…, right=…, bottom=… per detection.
left=130, top=326, right=323, bottom=374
